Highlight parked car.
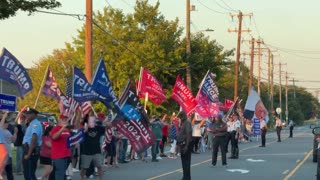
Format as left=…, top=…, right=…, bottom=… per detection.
left=311, top=123, right=320, bottom=162
left=312, top=125, right=320, bottom=179
left=2, top=111, right=57, bottom=127
left=37, top=113, right=58, bottom=127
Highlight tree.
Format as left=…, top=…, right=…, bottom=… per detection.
left=18, top=0, right=234, bottom=116
left=0, top=0, right=61, bottom=20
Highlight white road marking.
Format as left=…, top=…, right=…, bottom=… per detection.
left=246, top=158, right=265, bottom=162
left=227, top=169, right=250, bottom=174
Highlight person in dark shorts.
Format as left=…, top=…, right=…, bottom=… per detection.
left=39, top=126, right=53, bottom=180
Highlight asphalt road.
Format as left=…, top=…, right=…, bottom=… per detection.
left=14, top=125, right=316, bottom=180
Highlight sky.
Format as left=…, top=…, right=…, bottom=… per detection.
left=1, top=0, right=320, bottom=96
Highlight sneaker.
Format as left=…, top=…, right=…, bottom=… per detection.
left=176, top=153, right=181, bottom=156
left=89, top=175, right=94, bottom=179
left=67, top=176, right=72, bottom=180
left=37, top=177, right=42, bottom=180
left=151, top=159, right=159, bottom=162
left=156, top=156, right=162, bottom=160
left=73, top=168, right=79, bottom=172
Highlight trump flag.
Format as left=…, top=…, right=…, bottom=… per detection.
left=171, top=76, right=197, bottom=116
left=0, top=48, right=33, bottom=98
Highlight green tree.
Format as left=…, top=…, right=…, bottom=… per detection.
left=19, top=0, right=234, bottom=116
left=0, top=0, right=61, bottom=20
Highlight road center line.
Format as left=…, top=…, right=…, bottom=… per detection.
left=283, top=149, right=313, bottom=180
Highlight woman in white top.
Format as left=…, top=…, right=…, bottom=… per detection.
left=191, top=114, right=205, bottom=153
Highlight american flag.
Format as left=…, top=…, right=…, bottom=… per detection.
left=66, top=75, right=92, bottom=118
left=65, top=75, right=80, bottom=125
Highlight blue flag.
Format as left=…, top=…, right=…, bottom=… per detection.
left=200, top=71, right=219, bottom=102
left=72, top=66, right=101, bottom=102
left=92, top=59, right=120, bottom=110
left=0, top=48, right=33, bottom=98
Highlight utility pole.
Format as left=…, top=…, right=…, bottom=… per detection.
left=271, top=54, right=274, bottom=111
left=285, top=71, right=289, bottom=124
left=267, top=49, right=271, bottom=100
left=85, top=0, right=93, bottom=82
left=257, top=38, right=262, bottom=96
left=228, top=12, right=252, bottom=100
left=249, top=37, right=255, bottom=95
left=278, top=63, right=287, bottom=121
left=186, top=0, right=195, bottom=90
left=293, top=78, right=296, bottom=99
left=279, top=63, right=282, bottom=120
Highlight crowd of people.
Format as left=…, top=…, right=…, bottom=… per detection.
left=0, top=106, right=295, bottom=180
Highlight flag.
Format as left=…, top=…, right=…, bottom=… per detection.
left=224, top=99, right=234, bottom=110
left=244, top=87, right=269, bottom=123
left=195, top=90, right=219, bottom=118
left=91, top=59, right=121, bottom=115
left=223, top=97, right=238, bottom=122
left=41, top=67, right=60, bottom=100
left=194, top=71, right=220, bottom=118
left=171, top=76, right=197, bottom=116
left=0, top=48, right=33, bottom=98
left=137, top=67, right=167, bottom=105
left=200, top=71, right=219, bottom=103
left=135, top=80, right=163, bottom=105
left=64, top=74, right=81, bottom=125
left=113, top=80, right=155, bottom=153
left=81, top=101, right=92, bottom=117
left=72, top=66, right=101, bottom=102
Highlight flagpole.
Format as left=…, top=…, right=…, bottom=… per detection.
left=144, top=92, right=149, bottom=113
left=137, top=67, right=143, bottom=94
left=34, top=65, right=49, bottom=108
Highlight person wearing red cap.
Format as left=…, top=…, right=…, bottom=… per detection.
left=50, top=114, right=72, bottom=180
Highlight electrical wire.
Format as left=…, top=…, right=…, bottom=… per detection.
left=36, top=9, right=205, bottom=71
left=196, top=0, right=229, bottom=15
left=213, top=0, right=235, bottom=12
left=219, top=0, right=238, bottom=12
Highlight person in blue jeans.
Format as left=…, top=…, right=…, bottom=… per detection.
left=14, top=123, right=25, bottom=175
left=118, top=136, right=129, bottom=163
left=150, top=115, right=164, bottom=162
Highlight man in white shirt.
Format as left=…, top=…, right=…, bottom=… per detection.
left=229, top=113, right=241, bottom=159
left=259, top=117, right=267, bottom=147
left=275, top=116, right=282, bottom=142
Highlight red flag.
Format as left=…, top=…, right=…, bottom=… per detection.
left=224, top=99, right=234, bottom=110
left=136, top=79, right=164, bottom=105
left=171, top=76, right=197, bottom=116
left=195, top=90, right=219, bottom=118
left=137, top=67, right=167, bottom=105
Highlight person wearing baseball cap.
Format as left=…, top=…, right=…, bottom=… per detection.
left=50, top=114, right=72, bottom=180
left=22, top=107, right=43, bottom=180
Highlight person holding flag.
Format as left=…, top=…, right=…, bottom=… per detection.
left=50, top=114, right=72, bottom=180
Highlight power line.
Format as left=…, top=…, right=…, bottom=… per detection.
left=196, top=0, right=229, bottom=14
left=35, top=9, right=205, bottom=71
left=219, top=0, right=237, bottom=12
left=265, top=43, right=320, bottom=54
left=213, top=0, right=235, bottom=12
